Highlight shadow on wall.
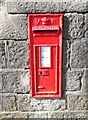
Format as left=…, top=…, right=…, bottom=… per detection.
left=62, top=16, right=70, bottom=97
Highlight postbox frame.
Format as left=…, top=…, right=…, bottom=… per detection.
left=28, top=14, right=63, bottom=98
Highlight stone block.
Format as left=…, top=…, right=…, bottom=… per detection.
left=85, top=14, right=88, bottom=38
left=62, top=40, right=70, bottom=69
left=7, top=40, right=29, bottom=68
left=0, top=41, right=6, bottom=68
left=2, top=94, right=17, bottom=111
left=71, top=38, right=88, bottom=68
left=1, top=70, right=30, bottom=93
left=17, top=94, right=31, bottom=111
left=81, top=69, right=88, bottom=93
left=48, top=111, right=87, bottom=119
left=0, top=112, right=48, bottom=119
left=65, top=69, right=83, bottom=91
left=6, top=0, right=87, bottom=13
left=0, top=112, right=28, bottom=118
left=0, top=12, right=27, bottom=39
left=66, top=92, right=88, bottom=110
left=28, top=112, right=48, bottom=119
left=0, top=94, right=2, bottom=111
left=64, top=13, right=84, bottom=39
left=30, top=98, right=66, bottom=111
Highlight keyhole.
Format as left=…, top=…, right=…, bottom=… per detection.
left=40, top=71, right=42, bottom=75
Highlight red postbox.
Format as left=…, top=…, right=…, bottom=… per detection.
left=28, top=14, right=63, bottom=98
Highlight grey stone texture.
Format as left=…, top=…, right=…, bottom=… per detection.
left=71, top=38, right=88, bottom=68
left=85, top=13, right=88, bottom=38
left=0, top=112, right=29, bottom=118
left=7, top=40, right=29, bottom=68
left=0, top=41, right=6, bottom=68
left=81, top=69, right=88, bottom=93
left=28, top=112, right=48, bottom=119
left=0, top=112, right=48, bottom=119
left=0, top=94, right=17, bottom=111
left=0, top=70, right=30, bottom=93
left=48, top=111, right=87, bottom=119
left=66, top=92, right=88, bottom=110
left=0, top=111, right=87, bottom=119
left=30, top=98, right=66, bottom=111
left=65, top=69, right=83, bottom=91
left=62, top=40, right=70, bottom=69
left=0, top=94, right=2, bottom=111
left=64, top=13, right=85, bottom=39
left=0, top=12, right=27, bottom=39
left=17, top=94, right=31, bottom=111
left=6, top=0, right=87, bottom=13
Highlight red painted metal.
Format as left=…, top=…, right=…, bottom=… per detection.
left=28, top=14, right=63, bottom=98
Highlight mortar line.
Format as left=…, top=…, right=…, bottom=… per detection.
left=7, top=12, right=88, bottom=15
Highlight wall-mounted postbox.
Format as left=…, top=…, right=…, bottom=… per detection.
left=28, top=14, right=63, bottom=98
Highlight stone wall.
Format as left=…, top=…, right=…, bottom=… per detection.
left=0, top=0, right=88, bottom=119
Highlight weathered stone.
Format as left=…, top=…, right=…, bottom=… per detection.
left=0, top=112, right=28, bottom=118
left=81, top=69, right=88, bottom=93
left=65, top=69, right=83, bottom=91
left=7, top=40, right=29, bottom=68
left=0, top=12, right=27, bottom=39
left=0, top=94, right=2, bottom=111
left=6, top=0, right=87, bottom=13
left=1, top=70, right=30, bottom=93
left=17, top=94, right=31, bottom=111
left=48, top=111, right=87, bottom=119
left=64, top=13, right=84, bottom=39
left=71, top=38, right=88, bottom=68
left=28, top=112, right=48, bottom=119
left=85, top=13, right=88, bottom=38
left=62, top=40, right=70, bottom=69
left=2, top=94, right=17, bottom=111
left=85, top=31, right=88, bottom=38
left=30, top=98, right=66, bottom=111
left=0, top=41, right=6, bottom=68
left=66, top=92, right=88, bottom=110
left=0, top=112, right=48, bottom=119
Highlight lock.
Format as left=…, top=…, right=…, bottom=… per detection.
left=28, top=14, right=63, bottom=98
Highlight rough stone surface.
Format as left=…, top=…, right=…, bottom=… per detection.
left=2, top=94, right=17, bottom=111
left=6, top=1, right=87, bottom=13
left=30, top=98, right=66, bottom=111
left=0, top=94, right=2, bottom=111
left=65, top=69, right=83, bottom=91
left=7, top=40, right=29, bottom=68
left=64, top=13, right=84, bottom=39
left=85, top=13, right=88, bottom=38
left=0, top=12, right=27, bottom=39
left=28, top=112, right=48, bottom=119
left=1, top=70, right=30, bottom=93
left=0, top=112, right=29, bottom=118
left=71, top=38, right=88, bottom=68
left=81, top=69, right=88, bottom=93
left=62, top=40, right=70, bottom=69
left=0, top=112, right=48, bottom=119
left=66, top=92, right=88, bottom=110
left=0, top=41, right=6, bottom=68
left=17, top=94, right=31, bottom=111
left=48, top=111, right=87, bottom=119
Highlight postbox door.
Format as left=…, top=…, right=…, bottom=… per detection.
left=33, top=44, right=60, bottom=97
